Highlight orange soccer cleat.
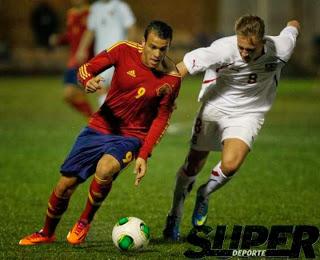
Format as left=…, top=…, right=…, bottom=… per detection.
left=19, top=230, right=56, bottom=245
left=66, top=220, right=90, bottom=245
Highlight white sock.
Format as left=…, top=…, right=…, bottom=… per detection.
left=169, top=168, right=196, bottom=218
left=98, top=94, right=107, bottom=107
left=198, top=161, right=230, bottom=199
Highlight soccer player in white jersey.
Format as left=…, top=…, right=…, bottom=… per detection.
left=76, top=0, right=136, bottom=105
left=163, top=15, right=300, bottom=241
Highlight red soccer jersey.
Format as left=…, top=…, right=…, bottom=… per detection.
left=57, top=6, right=92, bottom=68
left=78, top=41, right=181, bottom=160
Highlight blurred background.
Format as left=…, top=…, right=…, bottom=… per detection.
left=0, top=0, right=319, bottom=77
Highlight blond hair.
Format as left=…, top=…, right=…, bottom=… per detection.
left=235, top=15, right=265, bottom=40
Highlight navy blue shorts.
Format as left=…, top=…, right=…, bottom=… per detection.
left=60, top=127, right=141, bottom=182
left=63, top=67, right=79, bottom=86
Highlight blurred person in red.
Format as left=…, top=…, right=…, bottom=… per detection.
left=50, top=0, right=93, bottom=118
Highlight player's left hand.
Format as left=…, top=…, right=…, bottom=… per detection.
left=134, top=157, right=147, bottom=186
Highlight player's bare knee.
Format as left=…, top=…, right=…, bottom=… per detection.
left=63, top=89, right=73, bottom=102
left=55, top=176, right=79, bottom=198
left=96, top=155, right=120, bottom=181
left=63, top=95, right=72, bottom=104
left=54, top=183, right=75, bottom=198
left=221, top=159, right=241, bottom=176
left=63, top=92, right=77, bottom=104
left=95, top=164, right=114, bottom=181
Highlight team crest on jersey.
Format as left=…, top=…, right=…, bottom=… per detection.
left=127, top=70, right=136, bottom=77
left=156, top=83, right=172, bottom=96
left=265, top=63, right=278, bottom=72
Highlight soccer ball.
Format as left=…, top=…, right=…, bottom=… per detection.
left=112, top=217, right=150, bottom=250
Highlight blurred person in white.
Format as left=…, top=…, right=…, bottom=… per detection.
left=163, top=15, right=300, bottom=241
left=76, top=0, right=136, bottom=106
left=49, top=0, right=93, bottom=118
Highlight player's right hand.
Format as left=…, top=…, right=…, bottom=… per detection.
left=134, top=157, right=147, bottom=186
left=85, top=76, right=104, bottom=93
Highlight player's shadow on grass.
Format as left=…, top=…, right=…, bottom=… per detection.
left=151, top=235, right=188, bottom=245
left=69, top=241, right=160, bottom=254
left=77, top=242, right=161, bottom=255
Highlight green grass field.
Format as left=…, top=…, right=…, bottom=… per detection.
left=0, top=76, right=319, bottom=259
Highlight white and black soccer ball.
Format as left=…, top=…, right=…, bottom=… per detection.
left=112, top=217, right=150, bottom=250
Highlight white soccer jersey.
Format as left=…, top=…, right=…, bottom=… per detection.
left=184, top=26, right=299, bottom=115
left=88, top=0, right=136, bottom=54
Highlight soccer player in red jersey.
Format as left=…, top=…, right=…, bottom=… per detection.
left=19, top=20, right=181, bottom=245
left=50, top=0, right=93, bottom=118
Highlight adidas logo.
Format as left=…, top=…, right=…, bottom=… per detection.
left=127, top=70, right=136, bottom=77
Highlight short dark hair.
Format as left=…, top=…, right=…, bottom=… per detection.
left=144, top=20, right=173, bottom=41
left=235, top=15, right=265, bottom=40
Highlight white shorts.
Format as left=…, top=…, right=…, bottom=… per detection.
left=99, top=67, right=114, bottom=88
left=190, top=104, right=265, bottom=151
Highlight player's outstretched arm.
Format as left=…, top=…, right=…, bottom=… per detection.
left=287, top=20, right=300, bottom=33
left=176, top=61, right=189, bottom=78
left=134, top=157, right=147, bottom=186
left=85, top=76, right=103, bottom=93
